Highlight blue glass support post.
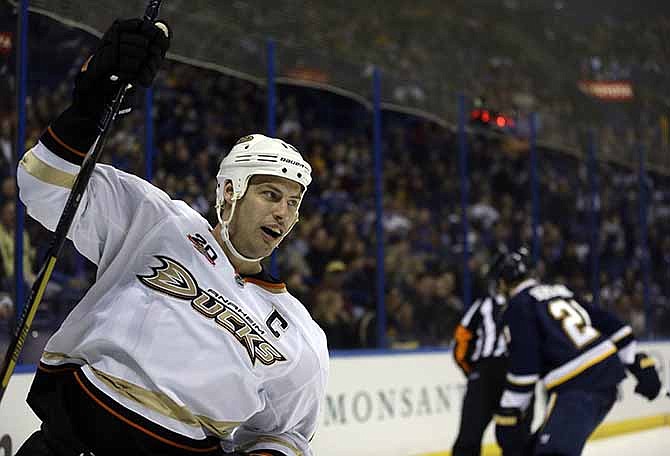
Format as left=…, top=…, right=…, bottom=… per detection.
left=373, top=67, right=386, bottom=348
left=638, top=143, right=652, bottom=337
left=266, top=39, right=276, bottom=137
left=266, top=39, right=279, bottom=277
left=458, top=94, right=471, bottom=309
left=529, top=112, right=540, bottom=264
left=587, top=130, right=600, bottom=307
left=14, top=0, right=29, bottom=320
left=144, top=87, right=154, bottom=181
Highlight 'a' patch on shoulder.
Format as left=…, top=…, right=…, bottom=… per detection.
left=235, top=135, right=254, bottom=145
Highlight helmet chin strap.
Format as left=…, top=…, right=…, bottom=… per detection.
left=216, top=197, right=299, bottom=265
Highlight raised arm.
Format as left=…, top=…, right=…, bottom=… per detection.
left=17, top=19, right=170, bottom=270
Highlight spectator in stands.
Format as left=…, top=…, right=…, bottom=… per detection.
left=305, top=226, right=337, bottom=281
left=0, top=200, right=36, bottom=291
left=0, top=116, right=12, bottom=176
left=387, top=301, right=419, bottom=349
left=312, top=288, right=356, bottom=349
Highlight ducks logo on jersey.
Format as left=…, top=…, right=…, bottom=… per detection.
left=138, top=255, right=286, bottom=366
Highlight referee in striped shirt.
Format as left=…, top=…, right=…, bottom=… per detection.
left=451, top=292, right=533, bottom=456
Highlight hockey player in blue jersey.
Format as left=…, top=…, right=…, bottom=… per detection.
left=490, top=248, right=662, bottom=456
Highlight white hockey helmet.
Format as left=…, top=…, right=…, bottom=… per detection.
left=215, top=134, right=312, bottom=262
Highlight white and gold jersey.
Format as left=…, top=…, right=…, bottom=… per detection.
left=18, top=141, right=329, bottom=456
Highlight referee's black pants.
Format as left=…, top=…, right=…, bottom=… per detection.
left=453, top=357, right=513, bottom=456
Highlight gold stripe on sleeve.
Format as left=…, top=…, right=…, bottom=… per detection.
left=240, top=436, right=303, bottom=456
left=494, top=414, right=518, bottom=426
left=41, top=352, right=240, bottom=438
left=545, top=346, right=617, bottom=390
left=541, top=392, right=558, bottom=427
left=90, top=367, right=240, bottom=437
left=20, top=151, right=76, bottom=189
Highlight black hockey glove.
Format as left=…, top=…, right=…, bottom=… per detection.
left=74, top=18, right=170, bottom=122
left=41, top=18, right=169, bottom=162
left=495, top=407, right=531, bottom=456
left=627, top=352, right=662, bottom=401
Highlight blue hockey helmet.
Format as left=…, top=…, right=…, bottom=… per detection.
left=488, top=246, right=531, bottom=284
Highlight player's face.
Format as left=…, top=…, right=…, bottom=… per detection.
left=228, top=175, right=302, bottom=259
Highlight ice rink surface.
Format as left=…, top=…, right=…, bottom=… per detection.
left=582, top=428, right=669, bottom=456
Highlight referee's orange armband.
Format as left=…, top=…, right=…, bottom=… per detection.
left=453, top=324, right=473, bottom=374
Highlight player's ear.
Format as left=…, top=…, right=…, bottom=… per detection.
left=223, top=180, right=235, bottom=205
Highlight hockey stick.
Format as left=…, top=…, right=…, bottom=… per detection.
left=0, top=0, right=165, bottom=403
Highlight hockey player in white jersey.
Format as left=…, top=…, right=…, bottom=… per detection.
left=15, top=17, right=328, bottom=456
